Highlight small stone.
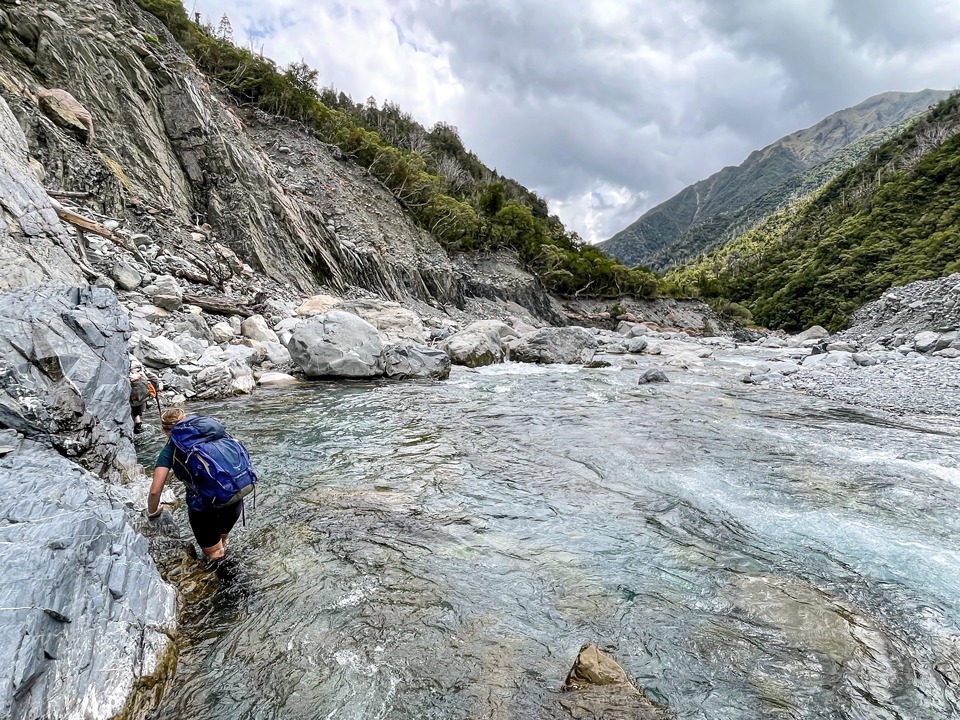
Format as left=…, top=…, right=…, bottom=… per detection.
left=638, top=369, right=669, bottom=384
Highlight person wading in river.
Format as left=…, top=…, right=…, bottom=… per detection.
left=146, top=408, right=257, bottom=561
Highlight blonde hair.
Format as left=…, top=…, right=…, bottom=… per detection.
left=160, top=407, right=186, bottom=430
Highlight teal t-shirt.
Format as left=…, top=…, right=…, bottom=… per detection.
left=156, top=441, right=175, bottom=469
left=156, top=441, right=202, bottom=509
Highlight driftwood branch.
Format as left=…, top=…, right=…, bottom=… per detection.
left=181, top=293, right=256, bottom=317
left=49, top=197, right=118, bottom=241
left=47, top=189, right=92, bottom=199
left=49, top=197, right=154, bottom=269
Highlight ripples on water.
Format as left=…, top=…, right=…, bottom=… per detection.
left=138, top=363, right=960, bottom=719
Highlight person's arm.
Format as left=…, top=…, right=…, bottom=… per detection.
left=146, top=466, right=168, bottom=517
left=147, top=443, right=174, bottom=518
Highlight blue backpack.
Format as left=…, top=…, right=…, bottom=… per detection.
left=169, top=416, right=257, bottom=512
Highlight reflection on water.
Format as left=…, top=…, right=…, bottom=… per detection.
left=139, top=364, right=960, bottom=719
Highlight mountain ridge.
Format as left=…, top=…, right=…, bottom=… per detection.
left=599, top=89, right=951, bottom=270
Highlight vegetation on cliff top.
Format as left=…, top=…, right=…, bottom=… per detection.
left=668, top=93, right=960, bottom=331
left=132, top=0, right=660, bottom=299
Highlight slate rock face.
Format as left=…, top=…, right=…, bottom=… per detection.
left=0, top=438, right=176, bottom=720
left=0, top=284, right=137, bottom=482
left=0, top=96, right=83, bottom=291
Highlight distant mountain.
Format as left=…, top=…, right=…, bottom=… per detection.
left=600, top=89, right=952, bottom=271
left=668, top=92, right=960, bottom=332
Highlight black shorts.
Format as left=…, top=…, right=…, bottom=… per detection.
left=187, top=502, right=243, bottom=549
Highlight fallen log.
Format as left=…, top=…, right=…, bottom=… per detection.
left=48, top=197, right=152, bottom=267
left=49, top=197, right=118, bottom=241
left=181, top=293, right=256, bottom=317
left=47, top=189, right=92, bottom=199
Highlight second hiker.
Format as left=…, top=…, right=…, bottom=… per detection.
left=146, top=407, right=258, bottom=560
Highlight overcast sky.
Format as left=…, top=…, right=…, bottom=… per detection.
left=187, top=0, right=959, bottom=243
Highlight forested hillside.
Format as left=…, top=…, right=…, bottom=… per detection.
left=668, top=93, right=960, bottom=331
left=643, top=121, right=917, bottom=272
left=135, top=0, right=660, bottom=299
left=600, top=90, right=950, bottom=271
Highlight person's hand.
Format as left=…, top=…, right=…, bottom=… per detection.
left=146, top=505, right=164, bottom=519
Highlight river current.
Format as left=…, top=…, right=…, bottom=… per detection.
left=138, top=360, right=960, bottom=720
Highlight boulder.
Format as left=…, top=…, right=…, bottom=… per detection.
left=442, top=320, right=517, bottom=368
left=914, top=331, right=940, bottom=353
left=177, top=313, right=214, bottom=343
left=273, top=317, right=301, bottom=346
left=257, top=372, right=299, bottom=387
left=339, top=298, right=426, bottom=344
left=0, top=285, right=137, bottom=479
left=561, top=644, right=667, bottom=719
left=296, top=294, right=341, bottom=317
left=617, top=321, right=648, bottom=338
left=193, top=360, right=255, bottom=398
left=261, top=341, right=292, bottom=366
left=211, top=321, right=235, bottom=344
left=786, top=325, right=831, bottom=348
left=37, top=88, right=94, bottom=144
left=110, top=260, right=141, bottom=291
left=508, top=326, right=597, bottom=365
left=802, top=351, right=857, bottom=368
left=240, top=314, right=280, bottom=344
left=146, top=274, right=182, bottom=297
left=151, top=293, right=181, bottom=312
left=638, top=369, right=670, bottom=384
left=137, top=335, right=184, bottom=367
left=382, top=344, right=451, bottom=380
left=288, top=310, right=384, bottom=378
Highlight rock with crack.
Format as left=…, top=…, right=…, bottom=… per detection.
left=561, top=644, right=672, bottom=719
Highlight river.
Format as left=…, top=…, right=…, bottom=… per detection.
left=138, top=360, right=960, bottom=719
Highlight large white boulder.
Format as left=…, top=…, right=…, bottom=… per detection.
left=288, top=310, right=384, bottom=378
left=508, top=326, right=597, bottom=364
left=339, top=298, right=426, bottom=344
left=442, top=320, right=517, bottom=368
left=240, top=314, right=279, bottom=344
left=138, top=335, right=184, bottom=367
left=382, top=344, right=451, bottom=380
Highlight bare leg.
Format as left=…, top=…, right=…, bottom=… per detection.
left=201, top=541, right=225, bottom=560
left=221, top=534, right=229, bottom=551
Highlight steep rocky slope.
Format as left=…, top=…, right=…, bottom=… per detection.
left=600, top=89, right=949, bottom=270
left=0, top=0, right=562, bottom=323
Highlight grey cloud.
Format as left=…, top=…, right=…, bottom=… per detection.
left=828, top=0, right=960, bottom=51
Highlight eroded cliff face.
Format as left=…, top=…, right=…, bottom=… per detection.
left=0, top=0, right=561, bottom=321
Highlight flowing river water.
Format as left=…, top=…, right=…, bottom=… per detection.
left=137, top=360, right=960, bottom=720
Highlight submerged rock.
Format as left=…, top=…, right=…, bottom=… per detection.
left=638, top=369, right=670, bottom=384
left=561, top=644, right=670, bottom=719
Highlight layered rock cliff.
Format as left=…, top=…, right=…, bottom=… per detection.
left=0, top=0, right=566, bottom=322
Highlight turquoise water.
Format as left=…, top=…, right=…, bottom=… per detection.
left=139, top=362, right=960, bottom=719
